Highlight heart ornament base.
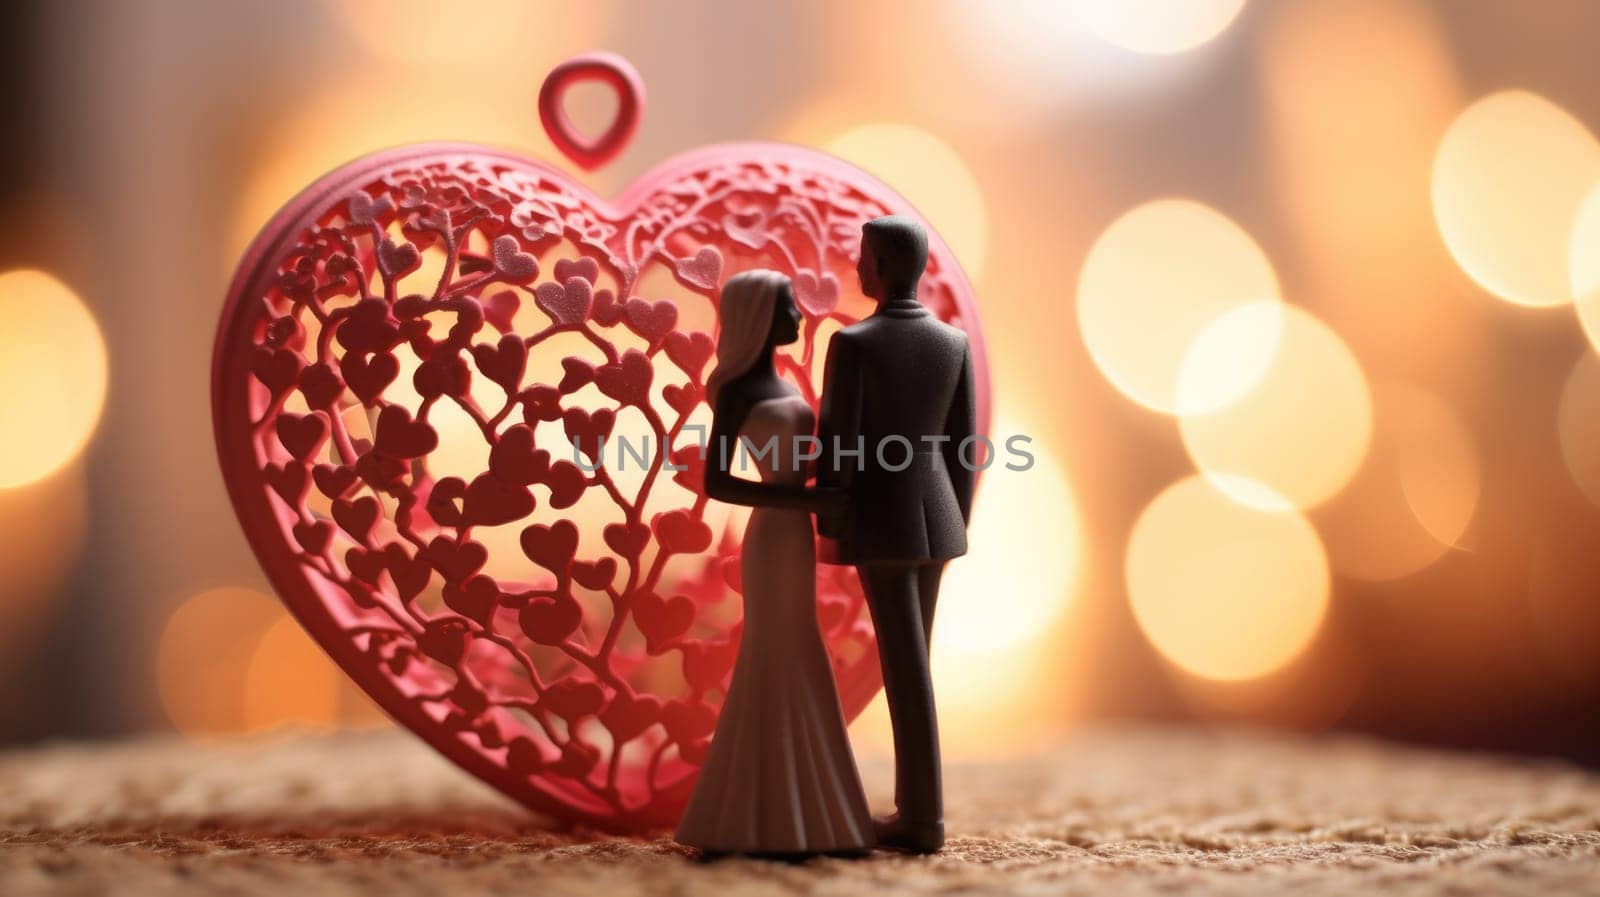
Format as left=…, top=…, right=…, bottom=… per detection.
left=213, top=54, right=989, bottom=830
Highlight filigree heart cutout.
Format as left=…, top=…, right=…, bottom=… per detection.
left=215, top=75, right=988, bottom=832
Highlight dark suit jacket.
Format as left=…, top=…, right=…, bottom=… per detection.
left=815, top=300, right=975, bottom=564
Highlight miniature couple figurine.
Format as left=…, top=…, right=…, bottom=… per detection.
left=674, top=216, right=977, bottom=857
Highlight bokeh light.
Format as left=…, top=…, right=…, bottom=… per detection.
left=938, top=425, right=1080, bottom=661
left=157, top=587, right=285, bottom=736
left=1391, top=389, right=1480, bottom=551
left=1558, top=351, right=1600, bottom=508
left=1314, top=381, right=1480, bottom=580
left=1179, top=303, right=1372, bottom=510
left=1433, top=90, right=1600, bottom=307
left=1525, top=546, right=1600, bottom=693
left=243, top=615, right=343, bottom=731
left=1259, top=0, right=1474, bottom=379
left=158, top=587, right=373, bottom=737
left=0, top=466, right=88, bottom=663
left=1127, top=474, right=1329, bottom=682
left=1073, top=0, right=1247, bottom=55
left=854, top=421, right=1084, bottom=758
left=328, top=0, right=590, bottom=66
left=1078, top=200, right=1282, bottom=414
left=235, top=76, right=550, bottom=257
left=1569, top=182, right=1600, bottom=352
left=1170, top=620, right=1362, bottom=732
left=0, top=269, right=108, bottom=490
left=23, top=0, right=1600, bottom=774
left=824, top=123, right=988, bottom=280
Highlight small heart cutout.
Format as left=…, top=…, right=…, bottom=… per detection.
left=554, top=257, right=601, bottom=285
left=534, top=277, right=592, bottom=326
left=491, top=234, right=539, bottom=284
left=521, top=519, right=579, bottom=575
left=520, top=594, right=582, bottom=645
left=663, top=331, right=714, bottom=380
left=483, top=289, right=520, bottom=334
left=563, top=406, right=616, bottom=464
left=594, top=350, right=653, bottom=407
left=792, top=269, right=841, bottom=317
left=345, top=191, right=394, bottom=226
left=623, top=298, right=678, bottom=349
left=635, top=592, right=694, bottom=654
left=377, top=237, right=421, bottom=279
left=472, top=334, right=528, bottom=392
left=673, top=246, right=723, bottom=292
left=297, top=363, right=344, bottom=409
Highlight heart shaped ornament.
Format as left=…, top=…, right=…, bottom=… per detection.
left=214, top=53, right=989, bottom=830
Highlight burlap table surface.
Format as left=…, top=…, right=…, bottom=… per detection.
left=1, top=726, right=1597, bottom=895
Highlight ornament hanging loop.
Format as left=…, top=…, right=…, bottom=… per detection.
left=539, top=52, right=646, bottom=172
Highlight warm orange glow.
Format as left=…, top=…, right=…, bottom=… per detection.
left=939, top=425, right=1080, bottom=659
left=1261, top=0, right=1459, bottom=240
left=1315, top=381, right=1480, bottom=580
left=243, top=615, right=342, bottom=731
left=1570, top=183, right=1600, bottom=352
left=1260, top=0, right=1471, bottom=375
left=0, top=269, right=108, bottom=490
left=1433, top=90, right=1600, bottom=307
left=1074, top=0, right=1247, bottom=55
left=1127, top=475, right=1329, bottom=682
left=1392, top=389, right=1480, bottom=552
left=234, top=75, right=553, bottom=258
left=1526, top=547, right=1600, bottom=692
left=824, top=123, right=988, bottom=280
left=0, top=465, right=88, bottom=658
left=159, top=587, right=378, bottom=736
left=328, top=0, right=608, bottom=67
left=1558, top=352, right=1600, bottom=508
left=1079, top=200, right=1281, bottom=414
left=1179, top=303, right=1372, bottom=510
left=1170, top=621, right=1361, bottom=732
left=157, top=587, right=285, bottom=736
left=851, top=420, right=1083, bottom=758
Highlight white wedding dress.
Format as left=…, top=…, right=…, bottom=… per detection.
left=674, top=395, right=873, bottom=854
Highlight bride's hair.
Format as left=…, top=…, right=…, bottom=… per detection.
left=705, top=269, right=790, bottom=407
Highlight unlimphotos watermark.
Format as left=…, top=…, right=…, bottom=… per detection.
left=571, top=425, right=1035, bottom=474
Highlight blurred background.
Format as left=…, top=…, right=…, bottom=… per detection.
left=4, top=0, right=1600, bottom=769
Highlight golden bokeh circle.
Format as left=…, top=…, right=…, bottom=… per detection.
left=1075, top=0, right=1248, bottom=55
left=1314, top=380, right=1480, bottom=581
left=1570, top=182, right=1600, bottom=352
left=157, top=587, right=285, bottom=736
left=243, top=615, right=343, bottom=731
left=1127, top=474, right=1330, bottom=682
left=1079, top=200, right=1282, bottom=414
left=825, top=123, right=989, bottom=280
left=939, top=424, right=1081, bottom=660
left=1179, top=303, right=1372, bottom=510
left=852, top=420, right=1084, bottom=759
left=323, top=0, right=604, bottom=67
left=1433, top=90, right=1600, bottom=307
left=233, top=75, right=550, bottom=259
left=1558, top=351, right=1600, bottom=508
left=159, top=587, right=355, bottom=737
left=0, top=270, right=109, bottom=490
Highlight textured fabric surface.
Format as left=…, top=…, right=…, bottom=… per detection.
left=2, top=727, right=1598, bottom=895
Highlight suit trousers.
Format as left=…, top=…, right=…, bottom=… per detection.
left=857, top=561, right=946, bottom=824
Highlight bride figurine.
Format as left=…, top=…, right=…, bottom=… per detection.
left=673, top=270, right=873, bottom=857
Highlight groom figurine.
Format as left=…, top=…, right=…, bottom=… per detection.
left=816, top=215, right=976, bottom=854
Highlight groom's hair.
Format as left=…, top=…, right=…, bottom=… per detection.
left=863, top=216, right=928, bottom=292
